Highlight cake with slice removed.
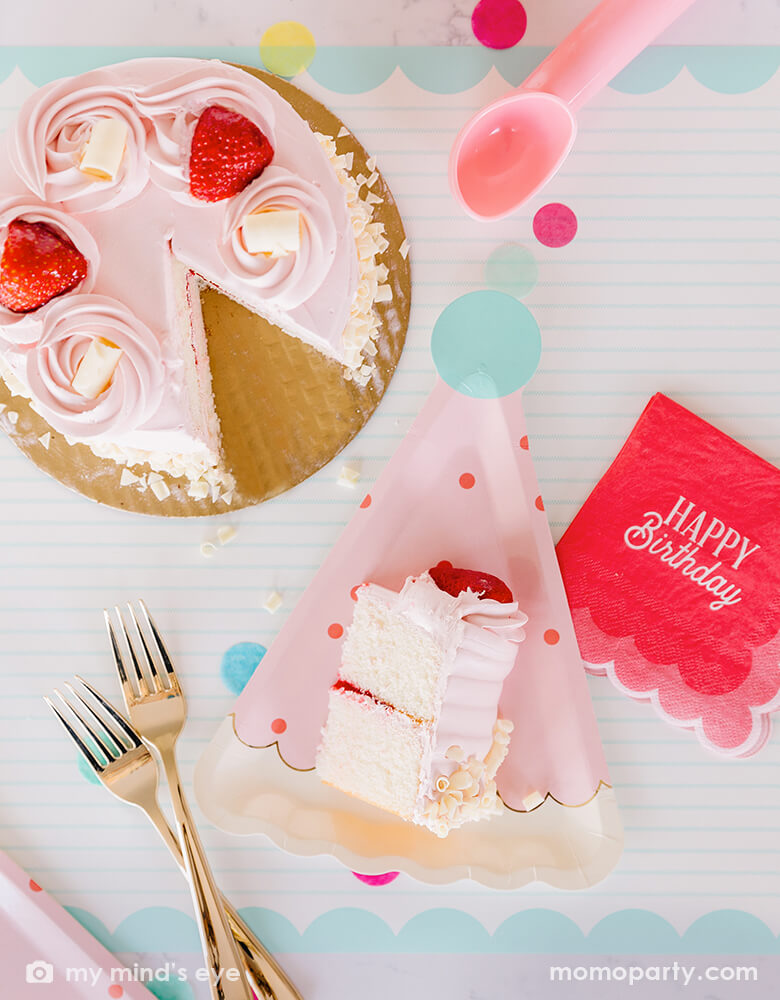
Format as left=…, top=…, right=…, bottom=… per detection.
left=315, top=561, right=527, bottom=837
left=0, top=58, right=391, bottom=501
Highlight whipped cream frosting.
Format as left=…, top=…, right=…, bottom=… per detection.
left=9, top=72, right=150, bottom=213
left=0, top=198, right=99, bottom=344
left=220, top=166, right=337, bottom=309
left=0, top=58, right=365, bottom=463
left=134, top=66, right=276, bottom=199
left=26, top=295, right=166, bottom=438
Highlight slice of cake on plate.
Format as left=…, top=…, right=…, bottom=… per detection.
left=0, top=58, right=391, bottom=501
left=315, top=561, right=527, bottom=837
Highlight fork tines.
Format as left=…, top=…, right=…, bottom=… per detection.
left=45, top=676, right=141, bottom=778
left=104, top=600, right=179, bottom=706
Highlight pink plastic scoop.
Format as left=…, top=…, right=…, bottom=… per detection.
left=450, top=0, right=697, bottom=220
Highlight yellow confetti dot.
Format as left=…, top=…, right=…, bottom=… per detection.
left=260, top=21, right=316, bottom=78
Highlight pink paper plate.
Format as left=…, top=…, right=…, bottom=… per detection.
left=0, top=850, right=151, bottom=997
left=195, top=381, right=623, bottom=889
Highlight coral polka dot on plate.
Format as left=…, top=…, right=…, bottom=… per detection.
left=108, top=986, right=124, bottom=999
left=328, top=623, right=344, bottom=639
left=535, top=495, right=544, bottom=511
left=352, top=871, right=400, bottom=886
left=459, top=472, right=476, bottom=489
left=271, top=718, right=287, bottom=734
left=360, top=494, right=372, bottom=508
left=472, top=0, right=528, bottom=49
left=260, top=21, right=317, bottom=77
left=29, top=879, right=42, bottom=892
left=533, top=203, right=578, bottom=248
left=544, top=629, right=560, bottom=645
left=350, top=584, right=364, bottom=601
left=519, top=435, right=529, bottom=450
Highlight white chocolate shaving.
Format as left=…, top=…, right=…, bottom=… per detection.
left=241, top=208, right=301, bottom=257
left=38, top=432, right=51, bottom=450
left=337, top=464, right=361, bottom=489
left=7, top=411, right=18, bottom=425
left=79, top=117, right=128, bottom=181
left=149, top=478, right=170, bottom=501
left=71, top=339, right=123, bottom=400
left=217, top=525, right=237, bottom=545
left=263, top=590, right=283, bottom=614
left=200, top=541, right=217, bottom=558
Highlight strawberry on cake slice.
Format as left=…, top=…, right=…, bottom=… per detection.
left=315, top=562, right=527, bottom=837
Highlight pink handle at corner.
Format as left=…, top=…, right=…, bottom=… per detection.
left=522, top=0, right=697, bottom=112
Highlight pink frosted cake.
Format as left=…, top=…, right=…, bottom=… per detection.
left=315, top=562, right=527, bottom=837
left=0, top=58, right=390, bottom=500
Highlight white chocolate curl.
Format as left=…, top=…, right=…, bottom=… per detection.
left=26, top=295, right=165, bottom=438
left=71, top=339, right=123, bottom=398
left=9, top=71, right=149, bottom=212
left=79, top=118, right=129, bottom=181
left=241, top=208, right=301, bottom=257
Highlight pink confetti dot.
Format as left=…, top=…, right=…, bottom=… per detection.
left=544, top=629, right=560, bottom=646
left=533, top=203, right=578, bottom=248
left=29, top=879, right=42, bottom=892
left=472, top=0, right=527, bottom=50
left=535, top=495, right=544, bottom=511
left=352, top=871, right=400, bottom=886
left=360, top=494, right=372, bottom=509
left=519, top=435, right=529, bottom=450
left=271, top=718, right=287, bottom=734
left=328, top=623, right=344, bottom=639
left=459, top=472, right=476, bottom=489
left=108, top=987, right=124, bottom=999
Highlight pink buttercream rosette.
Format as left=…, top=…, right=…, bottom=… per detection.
left=219, top=165, right=337, bottom=310
left=133, top=64, right=276, bottom=200
left=0, top=199, right=99, bottom=346
left=25, top=295, right=165, bottom=438
left=9, top=75, right=149, bottom=213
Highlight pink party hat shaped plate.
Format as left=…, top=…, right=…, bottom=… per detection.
left=196, top=321, right=623, bottom=888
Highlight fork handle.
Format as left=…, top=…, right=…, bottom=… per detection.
left=144, top=799, right=301, bottom=1000
left=161, top=750, right=256, bottom=1000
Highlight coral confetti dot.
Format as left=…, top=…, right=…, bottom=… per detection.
left=544, top=629, right=560, bottom=645
left=472, top=0, right=528, bottom=49
left=459, top=472, right=476, bottom=489
left=328, top=623, right=344, bottom=639
left=533, top=203, right=578, bottom=248
left=29, top=879, right=42, bottom=892
left=535, top=495, right=544, bottom=511
left=271, top=718, right=287, bottom=734
left=108, top=987, right=124, bottom=999
left=360, top=494, right=372, bottom=508
left=519, top=435, right=529, bottom=450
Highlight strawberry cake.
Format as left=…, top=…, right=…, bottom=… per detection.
left=315, top=562, right=527, bottom=837
left=0, top=58, right=391, bottom=501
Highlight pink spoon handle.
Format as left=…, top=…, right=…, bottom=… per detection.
left=523, top=0, right=696, bottom=112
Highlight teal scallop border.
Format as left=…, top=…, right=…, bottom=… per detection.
left=66, top=906, right=780, bottom=956
left=0, top=46, right=778, bottom=94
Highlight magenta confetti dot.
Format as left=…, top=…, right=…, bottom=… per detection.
left=533, top=203, right=578, bottom=248
left=471, top=0, right=527, bottom=50
left=352, top=871, right=400, bottom=886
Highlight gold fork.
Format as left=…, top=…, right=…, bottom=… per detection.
left=46, top=677, right=281, bottom=1000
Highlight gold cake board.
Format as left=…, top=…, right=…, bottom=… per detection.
left=0, top=66, right=411, bottom=517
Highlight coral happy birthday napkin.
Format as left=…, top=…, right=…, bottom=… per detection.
left=556, top=394, right=780, bottom=757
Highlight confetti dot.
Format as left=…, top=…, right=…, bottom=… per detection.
left=360, top=494, right=372, bottom=508
left=485, top=243, right=538, bottom=299
left=544, top=629, right=560, bottom=645
left=29, top=879, right=42, bottom=892
left=108, top=987, right=124, bottom=999
left=472, top=0, right=527, bottom=49
left=271, top=718, right=287, bottom=735
left=431, top=291, right=541, bottom=398
left=533, top=203, right=578, bottom=248
left=220, top=642, right=267, bottom=695
left=459, top=472, right=476, bottom=490
left=352, top=871, right=400, bottom=886
left=77, top=754, right=101, bottom=786
left=535, top=495, right=545, bottom=511
left=328, top=623, right=344, bottom=639
left=519, top=436, right=529, bottom=450
left=260, top=21, right=316, bottom=78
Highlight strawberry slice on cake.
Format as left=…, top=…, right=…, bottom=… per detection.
left=189, top=104, right=274, bottom=202
left=315, top=565, right=528, bottom=837
left=0, top=220, right=88, bottom=313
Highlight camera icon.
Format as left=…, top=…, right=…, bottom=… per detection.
left=26, top=960, right=54, bottom=984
